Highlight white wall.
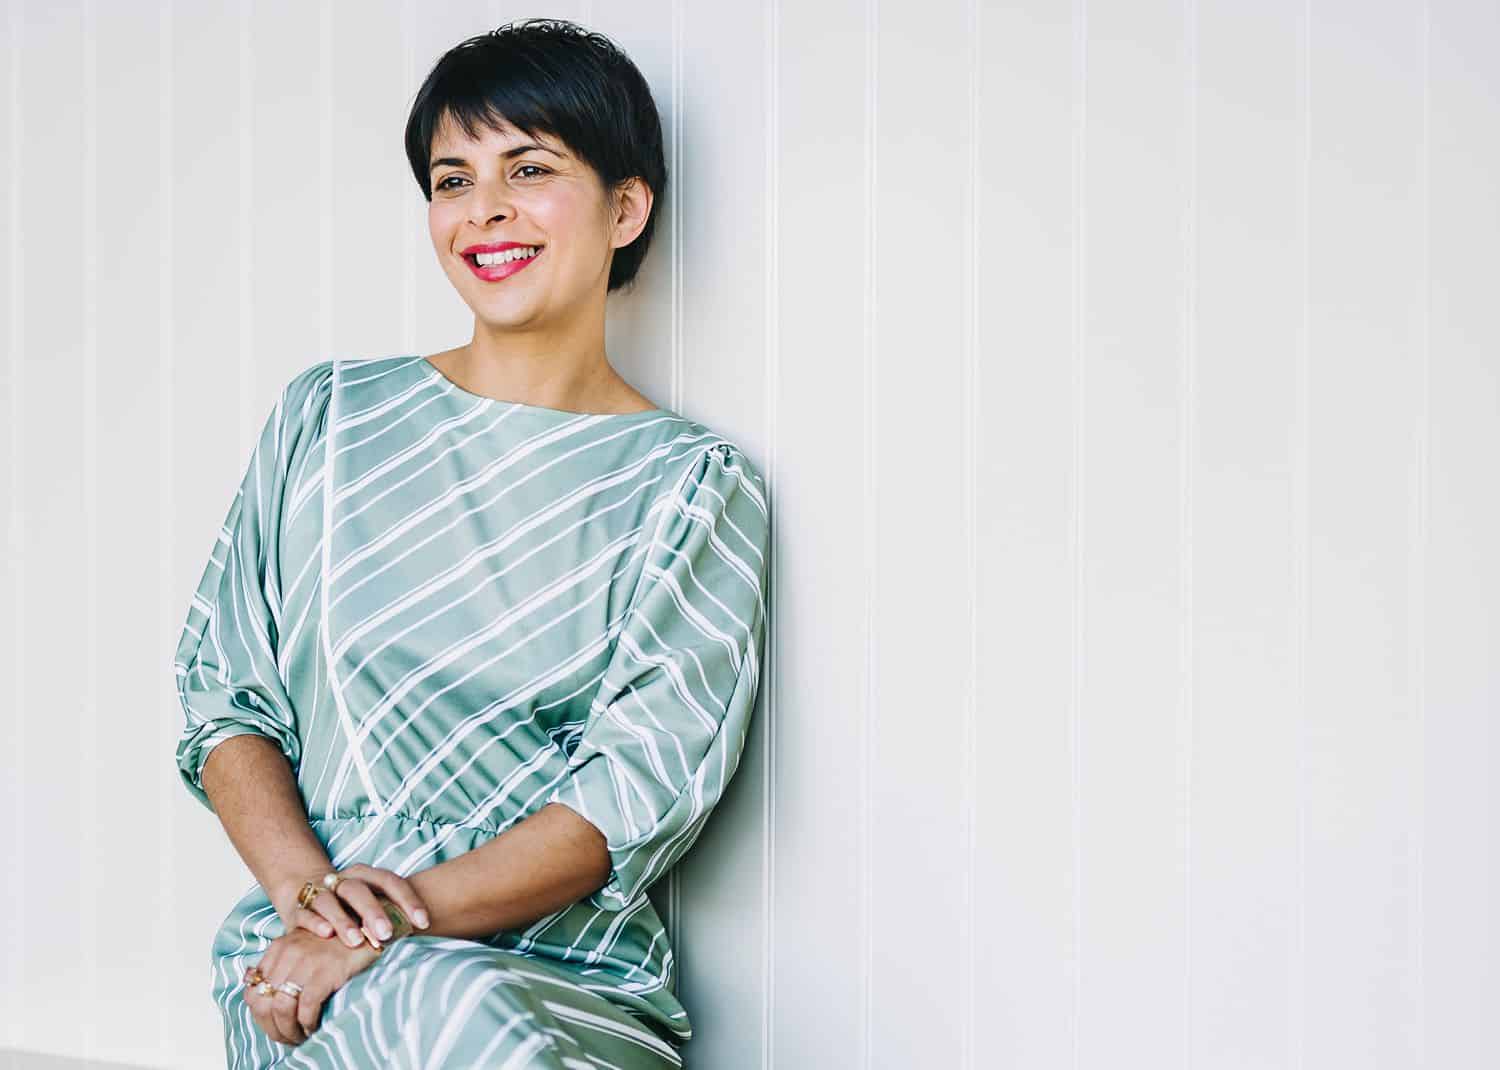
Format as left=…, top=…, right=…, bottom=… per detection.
left=2, top=1, right=1497, bottom=1068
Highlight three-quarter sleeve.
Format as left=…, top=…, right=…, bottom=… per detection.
left=545, top=441, right=771, bottom=911
left=172, top=375, right=307, bottom=813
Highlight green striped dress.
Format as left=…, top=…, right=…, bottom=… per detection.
left=172, top=355, right=770, bottom=1068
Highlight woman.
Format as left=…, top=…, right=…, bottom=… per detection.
left=172, top=19, right=769, bottom=1068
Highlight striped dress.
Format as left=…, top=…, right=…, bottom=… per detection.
left=172, top=355, right=770, bottom=1068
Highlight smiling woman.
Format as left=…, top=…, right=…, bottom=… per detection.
left=406, top=39, right=668, bottom=413
left=174, top=17, right=770, bottom=1070
left=405, top=23, right=666, bottom=299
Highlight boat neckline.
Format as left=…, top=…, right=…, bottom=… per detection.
left=416, top=356, right=669, bottom=419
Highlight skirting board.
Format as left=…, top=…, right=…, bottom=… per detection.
left=0, top=1052, right=160, bottom=1070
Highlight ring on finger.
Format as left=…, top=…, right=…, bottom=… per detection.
left=274, top=980, right=304, bottom=998
left=297, top=881, right=323, bottom=910
left=322, top=870, right=345, bottom=892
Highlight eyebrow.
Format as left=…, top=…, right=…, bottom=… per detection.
left=429, top=144, right=564, bottom=172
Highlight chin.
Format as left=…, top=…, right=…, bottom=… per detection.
left=473, top=303, right=543, bottom=330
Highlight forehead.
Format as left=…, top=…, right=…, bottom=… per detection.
left=431, top=113, right=566, bottom=157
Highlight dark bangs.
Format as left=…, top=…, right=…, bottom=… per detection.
left=404, top=18, right=668, bottom=293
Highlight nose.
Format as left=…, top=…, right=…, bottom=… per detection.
left=467, top=181, right=515, bottom=227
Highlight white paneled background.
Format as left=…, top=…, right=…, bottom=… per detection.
left=1, top=0, right=1496, bottom=1068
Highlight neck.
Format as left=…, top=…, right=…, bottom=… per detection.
left=457, top=312, right=616, bottom=412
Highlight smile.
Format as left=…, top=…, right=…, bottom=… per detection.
left=463, top=246, right=543, bottom=282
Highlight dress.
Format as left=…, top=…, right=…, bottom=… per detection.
left=171, top=355, right=770, bottom=1069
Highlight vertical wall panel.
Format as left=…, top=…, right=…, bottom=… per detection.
left=868, top=0, right=971, bottom=1066
left=243, top=0, right=323, bottom=398
left=976, top=2, right=1085, bottom=1066
left=165, top=0, right=268, bottom=1062
left=1079, top=0, right=1191, bottom=1064
left=0, top=0, right=19, bottom=1048
left=1423, top=0, right=1500, bottom=1064
left=3, top=3, right=1498, bottom=1068
left=96, top=0, right=175, bottom=1064
left=770, top=0, right=870, bottom=1067
left=16, top=0, right=89, bottom=1053
left=1190, top=2, right=1303, bottom=1066
left=1305, top=2, right=1426, bottom=1065
left=589, top=2, right=679, bottom=410
left=672, top=2, right=775, bottom=1066
left=328, top=0, right=407, bottom=359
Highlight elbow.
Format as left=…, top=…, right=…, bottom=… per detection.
left=544, top=800, right=614, bottom=898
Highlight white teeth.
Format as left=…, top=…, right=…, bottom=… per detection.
left=473, top=247, right=540, bottom=266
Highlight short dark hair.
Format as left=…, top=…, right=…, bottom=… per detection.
left=404, top=19, right=667, bottom=294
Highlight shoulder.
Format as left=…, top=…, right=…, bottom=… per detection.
left=657, top=421, right=766, bottom=503
left=701, top=439, right=768, bottom=512
left=654, top=430, right=770, bottom=558
left=258, top=360, right=337, bottom=466
left=280, top=359, right=336, bottom=415
left=273, top=359, right=335, bottom=428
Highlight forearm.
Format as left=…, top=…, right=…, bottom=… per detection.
left=405, top=802, right=612, bottom=941
left=200, top=734, right=333, bottom=912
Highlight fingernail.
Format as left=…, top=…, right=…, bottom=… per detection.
left=345, top=928, right=362, bottom=947
left=320, top=923, right=333, bottom=937
left=377, top=920, right=393, bottom=939
left=415, top=910, right=429, bottom=929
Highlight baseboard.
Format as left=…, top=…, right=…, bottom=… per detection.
left=0, top=1051, right=161, bottom=1070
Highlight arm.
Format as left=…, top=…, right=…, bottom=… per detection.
left=202, top=735, right=443, bottom=949
left=199, top=735, right=340, bottom=928
left=540, top=443, right=770, bottom=911
left=202, top=734, right=611, bottom=943
left=175, top=371, right=353, bottom=935
left=402, top=443, right=768, bottom=936
left=402, top=803, right=612, bottom=941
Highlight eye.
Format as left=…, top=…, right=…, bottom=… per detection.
left=435, top=166, right=546, bottom=191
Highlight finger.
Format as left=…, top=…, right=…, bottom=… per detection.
left=244, top=984, right=295, bottom=1047
left=308, top=885, right=369, bottom=950
left=296, top=984, right=326, bottom=1037
left=269, top=985, right=307, bottom=1045
left=332, top=877, right=396, bottom=944
left=246, top=949, right=301, bottom=1046
left=343, top=865, right=431, bottom=930
left=292, top=905, right=337, bottom=939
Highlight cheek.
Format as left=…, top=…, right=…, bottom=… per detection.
left=428, top=207, right=460, bottom=254
left=530, top=196, right=595, bottom=248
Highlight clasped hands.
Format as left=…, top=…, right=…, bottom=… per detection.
left=241, top=863, right=432, bottom=1047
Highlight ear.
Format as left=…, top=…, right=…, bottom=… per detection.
left=609, top=176, right=653, bottom=249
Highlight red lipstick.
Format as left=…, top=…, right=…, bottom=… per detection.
left=460, top=240, right=544, bottom=282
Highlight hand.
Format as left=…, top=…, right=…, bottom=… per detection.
left=271, top=864, right=431, bottom=949
left=242, top=927, right=381, bottom=1046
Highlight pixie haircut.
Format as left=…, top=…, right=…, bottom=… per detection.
left=404, top=19, right=668, bottom=294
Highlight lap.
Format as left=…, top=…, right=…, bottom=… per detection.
left=217, top=935, right=684, bottom=1070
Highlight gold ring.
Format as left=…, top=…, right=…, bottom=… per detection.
left=244, top=967, right=265, bottom=987
left=256, top=981, right=273, bottom=997
left=297, top=881, right=322, bottom=910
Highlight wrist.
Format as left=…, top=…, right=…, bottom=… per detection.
left=339, top=934, right=384, bottom=983
left=266, top=866, right=328, bottom=920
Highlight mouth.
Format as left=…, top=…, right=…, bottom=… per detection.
left=462, top=245, right=544, bottom=282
